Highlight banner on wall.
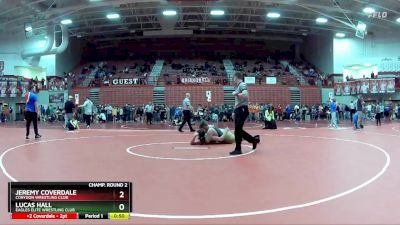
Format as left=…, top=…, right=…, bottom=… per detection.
left=112, top=78, right=140, bottom=85
left=266, top=77, right=277, bottom=84
left=334, top=78, right=396, bottom=96
left=74, top=94, right=79, bottom=105
left=0, top=76, right=30, bottom=98
left=244, top=76, right=256, bottom=84
left=181, top=77, right=210, bottom=84
left=379, top=57, right=400, bottom=72
left=49, top=92, right=65, bottom=104
left=206, top=91, right=212, bottom=102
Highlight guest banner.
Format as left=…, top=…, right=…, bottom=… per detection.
left=335, top=78, right=396, bottom=96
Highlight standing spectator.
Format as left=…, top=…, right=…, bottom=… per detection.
left=3, top=105, right=10, bottom=122
left=178, top=93, right=195, bottom=132
left=112, top=106, right=117, bottom=123
left=106, top=104, right=112, bottom=121
left=119, top=107, right=124, bottom=123
left=64, top=96, right=75, bottom=129
left=145, top=102, right=154, bottom=125
left=276, top=104, right=283, bottom=121
left=349, top=101, right=356, bottom=121
left=356, top=95, right=364, bottom=129
left=366, top=103, right=372, bottom=120
left=79, top=97, right=94, bottom=129
left=375, top=103, right=381, bottom=126
left=330, top=99, right=338, bottom=128
left=165, top=105, right=170, bottom=122
left=169, top=105, right=176, bottom=122
left=285, top=105, right=292, bottom=120
left=25, top=85, right=41, bottom=139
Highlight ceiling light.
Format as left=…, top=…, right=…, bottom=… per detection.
left=106, top=13, right=120, bottom=19
left=364, top=63, right=372, bottom=66
left=60, top=19, right=72, bottom=25
left=210, top=10, right=224, bottom=16
left=363, top=7, right=375, bottom=14
left=25, top=25, right=32, bottom=32
left=163, top=10, right=177, bottom=16
left=267, top=12, right=280, bottom=18
left=396, top=17, right=400, bottom=23
left=335, top=32, right=345, bottom=38
left=316, top=17, right=328, bottom=23
left=357, top=23, right=367, bottom=30
left=352, top=66, right=360, bottom=69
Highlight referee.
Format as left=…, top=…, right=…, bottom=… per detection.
left=230, top=73, right=260, bottom=155
left=25, top=85, right=42, bottom=139
left=178, top=93, right=195, bottom=132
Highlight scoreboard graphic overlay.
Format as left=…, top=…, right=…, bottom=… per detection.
left=8, top=182, right=132, bottom=220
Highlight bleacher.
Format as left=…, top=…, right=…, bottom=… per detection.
left=69, top=60, right=155, bottom=87
left=157, top=59, right=227, bottom=86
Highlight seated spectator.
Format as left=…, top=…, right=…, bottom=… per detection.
left=99, top=112, right=106, bottom=123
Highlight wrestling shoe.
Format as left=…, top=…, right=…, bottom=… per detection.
left=253, top=135, right=260, bottom=150
left=35, top=134, right=42, bottom=139
left=229, top=150, right=242, bottom=155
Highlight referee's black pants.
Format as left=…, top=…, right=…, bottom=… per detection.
left=146, top=112, right=153, bottom=124
left=179, top=110, right=194, bottom=131
left=25, top=111, right=39, bottom=137
left=234, top=106, right=254, bottom=151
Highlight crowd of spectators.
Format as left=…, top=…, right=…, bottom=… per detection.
left=67, top=61, right=154, bottom=88
left=44, top=99, right=400, bottom=128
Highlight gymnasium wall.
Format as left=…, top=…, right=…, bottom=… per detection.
left=70, top=85, right=322, bottom=107
left=70, top=88, right=90, bottom=105
left=333, top=31, right=400, bottom=73
left=37, top=90, right=50, bottom=107
left=301, top=35, right=334, bottom=74
left=300, top=87, right=322, bottom=106
left=0, top=31, right=56, bottom=76
left=56, top=38, right=84, bottom=76
left=100, top=86, right=153, bottom=106
left=70, top=86, right=153, bottom=107
left=248, top=85, right=291, bottom=106
left=165, top=85, right=224, bottom=106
